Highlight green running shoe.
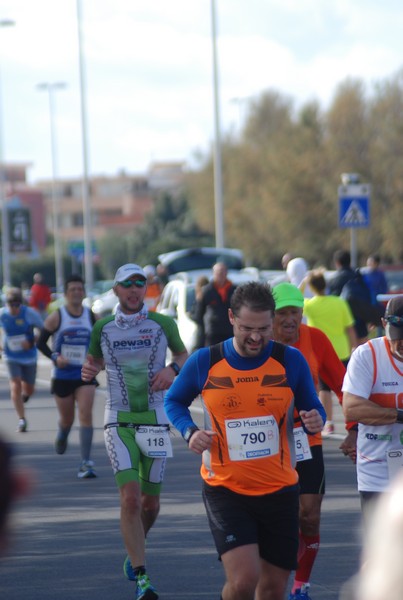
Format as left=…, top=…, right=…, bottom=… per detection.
left=135, top=573, right=158, bottom=600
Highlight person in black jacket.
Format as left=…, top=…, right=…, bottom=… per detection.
left=193, top=262, right=236, bottom=346
left=328, top=249, right=368, bottom=345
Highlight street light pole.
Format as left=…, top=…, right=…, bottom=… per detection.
left=210, top=0, right=225, bottom=248
left=0, top=19, right=15, bottom=290
left=76, top=0, right=94, bottom=290
left=36, top=82, right=66, bottom=294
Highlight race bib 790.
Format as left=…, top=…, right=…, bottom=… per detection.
left=225, top=416, right=279, bottom=461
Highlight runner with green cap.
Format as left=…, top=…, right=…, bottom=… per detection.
left=273, top=281, right=356, bottom=600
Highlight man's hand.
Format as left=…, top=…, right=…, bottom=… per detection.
left=81, top=356, right=100, bottom=382
left=188, top=430, right=217, bottom=455
left=150, top=366, right=176, bottom=392
left=339, top=429, right=357, bottom=463
left=299, top=409, right=324, bottom=434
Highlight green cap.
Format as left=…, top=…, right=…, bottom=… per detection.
left=273, top=282, right=304, bottom=310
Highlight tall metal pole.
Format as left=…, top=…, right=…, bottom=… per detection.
left=0, top=19, right=15, bottom=290
left=210, top=0, right=225, bottom=248
left=37, top=82, right=66, bottom=294
left=76, top=0, right=94, bottom=289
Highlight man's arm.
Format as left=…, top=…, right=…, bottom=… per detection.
left=150, top=349, right=189, bottom=392
left=343, top=391, right=399, bottom=425
left=286, top=346, right=326, bottom=430
left=164, top=349, right=209, bottom=436
left=36, top=310, right=67, bottom=367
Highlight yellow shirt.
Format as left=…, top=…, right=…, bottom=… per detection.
left=303, top=295, right=354, bottom=361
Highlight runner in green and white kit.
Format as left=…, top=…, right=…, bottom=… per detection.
left=82, top=263, right=188, bottom=600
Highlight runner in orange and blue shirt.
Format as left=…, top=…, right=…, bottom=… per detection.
left=164, top=281, right=325, bottom=600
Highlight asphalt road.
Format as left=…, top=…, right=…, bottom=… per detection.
left=0, top=358, right=362, bottom=600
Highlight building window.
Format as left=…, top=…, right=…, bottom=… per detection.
left=72, top=213, right=84, bottom=226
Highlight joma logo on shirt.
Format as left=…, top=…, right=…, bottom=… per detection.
left=235, top=376, right=259, bottom=383
left=113, top=339, right=151, bottom=349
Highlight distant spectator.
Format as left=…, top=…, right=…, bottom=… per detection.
left=29, top=273, right=52, bottom=319
left=143, top=265, right=163, bottom=312
left=287, top=257, right=314, bottom=298
left=363, top=254, right=388, bottom=302
left=193, top=262, right=236, bottom=346
left=189, top=274, right=209, bottom=351
left=156, top=263, right=169, bottom=288
left=328, top=250, right=369, bottom=345
left=361, top=254, right=388, bottom=337
left=269, top=252, right=293, bottom=287
left=281, top=252, right=293, bottom=270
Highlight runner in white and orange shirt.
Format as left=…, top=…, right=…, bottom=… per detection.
left=343, top=295, right=403, bottom=523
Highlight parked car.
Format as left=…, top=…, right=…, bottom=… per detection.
left=157, top=279, right=198, bottom=353
left=158, top=247, right=245, bottom=278
left=91, top=288, right=118, bottom=317
left=376, top=265, right=403, bottom=306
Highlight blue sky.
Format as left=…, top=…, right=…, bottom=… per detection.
left=1, top=0, right=403, bottom=183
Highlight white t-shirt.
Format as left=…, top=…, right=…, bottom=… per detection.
left=342, top=337, right=403, bottom=492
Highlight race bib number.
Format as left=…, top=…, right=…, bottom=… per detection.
left=7, top=334, right=27, bottom=352
left=225, top=416, right=279, bottom=461
left=293, top=427, right=312, bottom=462
left=386, top=448, right=403, bottom=481
left=135, top=425, right=173, bottom=458
left=61, top=344, right=86, bottom=365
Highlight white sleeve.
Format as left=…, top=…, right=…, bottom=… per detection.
left=342, top=344, right=374, bottom=399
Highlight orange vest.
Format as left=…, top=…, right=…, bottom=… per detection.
left=200, top=343, right=298, bottom=495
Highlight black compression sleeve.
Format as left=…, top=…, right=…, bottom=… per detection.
left=36, top=328, right=53, bottom=359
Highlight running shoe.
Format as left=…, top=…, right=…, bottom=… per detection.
left=22, top=394, right=30, bottom=404
left=77, top=460, right=97, bottom=479
left=321, top=421, right=335, bottom=436
left=135, top=573, right=158, bottom=600
left=55, top=431, right=68, bottom=455
left=16, top=418, right=27, bottom=433
left=289, top=584, right=312, bottom=599
left=123, top=555, right=136, bottom=581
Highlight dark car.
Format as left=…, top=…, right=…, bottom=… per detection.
left=158, top=247, right=245, bottom=277
left=376, top=265, right=403, bottom=306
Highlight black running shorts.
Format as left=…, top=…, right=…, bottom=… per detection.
left=296, top=444, right=325, bottom=495
left=202, top=481, right=299, bottom=570
left=51, top=378, right=98, bottom=397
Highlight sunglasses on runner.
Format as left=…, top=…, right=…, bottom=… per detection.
left=385, top=315, right=403, bottom=326
left=117, top=279, right=147, bottom=289
left=7, top=301, right=21, bottom=307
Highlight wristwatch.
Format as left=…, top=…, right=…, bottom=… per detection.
left=184, top=426, right=199, bottom=444
left=168, top=362, right=181, bottom=376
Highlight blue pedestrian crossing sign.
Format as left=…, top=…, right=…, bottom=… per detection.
left=338, top=183, right=370, bottom=229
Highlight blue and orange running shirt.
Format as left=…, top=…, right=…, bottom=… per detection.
left=165, top=338, right=326, bottom=496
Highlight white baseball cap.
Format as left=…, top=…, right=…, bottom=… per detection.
left=113, top=263, right=146, bottom=285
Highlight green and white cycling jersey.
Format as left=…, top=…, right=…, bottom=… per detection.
left=88, top=310, right=186, bottom=424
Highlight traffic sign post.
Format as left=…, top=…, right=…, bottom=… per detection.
left=338, top=183, right=371, bottom=268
